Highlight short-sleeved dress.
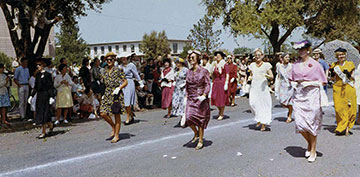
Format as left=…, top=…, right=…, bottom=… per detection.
left=100, top=67, right=125, bottom=114
left=249, top=62, right=273, bottom=125
left=277, top=63, right=293, bottom=105
left=172, top=67, right=188, bottom=116
left=122, top=63, right=141, bottom=107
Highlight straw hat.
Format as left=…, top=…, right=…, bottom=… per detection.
left=313, top=48, right=322, bottom=54
left=105, top=52, right=117, bottom=58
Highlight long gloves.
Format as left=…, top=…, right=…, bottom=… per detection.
left=112, top=87, right=121, bottom=95
left=224, top=81, right=228, bottom=91
left=230, top=78, right=235, bottom=83
left=49, top=98, right=55, bottom=105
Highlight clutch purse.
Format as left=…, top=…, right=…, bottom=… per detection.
left=111, top=94, right=122, bottom=114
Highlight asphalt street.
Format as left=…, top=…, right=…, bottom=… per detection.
left=1, top=90, right=360, bottom=177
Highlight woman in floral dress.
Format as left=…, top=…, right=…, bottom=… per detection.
left=100, top=52, right=128, bottom=143
left=172, top=58, right=188, bottom=117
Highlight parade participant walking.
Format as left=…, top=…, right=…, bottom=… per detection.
left=14, top=58, right=30, bottom=120
left=120, top=53, right=142, bottom=125
left=248, top=48, right=273, bottom=131
left=160, top=58, right=175, bottom=118
left=0, top=64, right=11, bottom=126
left=329, top=48, right=357, bottom=136
left=171, top=58, right=188, bottom=117
left=291, top=40, right=327, bottom=162
left=211, top=51, right=229, bottom=120
left=276, top=54, right=294, bottom=123
left=313, top=49, right=329, bottom=92
left=54, top=64, right=74, bottom=125
left=31, top=58, right=56, bottom=139
left=226, top=55, right=238, bottom=106
left=100, top=52, right=128, bottom=143
left=185, top=50, right=211, bottom=150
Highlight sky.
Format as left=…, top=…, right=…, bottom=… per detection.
left=67, top=0, right=305, bottom=52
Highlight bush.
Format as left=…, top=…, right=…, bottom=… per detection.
left=0, top=51, right=13, bottom=69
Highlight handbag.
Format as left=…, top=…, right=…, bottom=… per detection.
left=111, top=93, right=122, bottom=114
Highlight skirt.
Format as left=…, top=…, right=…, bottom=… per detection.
left=0, top=93, right=10, bottom=107
left=35, top=91, right=52, bottom=125
left=292, top=85, right=322, bottom=136
left=249, top=79, right=272, bottom=125
left=161, top=86, right=174, bottom=109
left=122, top=79, right=136, bottom=107
left=278, top=80, right=293, bottom=106
left=211, top=80, right=227, bottom=107
left=56, top=86, right=74, bottom=108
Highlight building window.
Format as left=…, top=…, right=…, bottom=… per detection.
left=108, top=46, right=112, bottom=52
left=94, top=47, right=98, bottom=54
left=123, top=45, right=127, bottom=52
left=101, top=46, right=104, bottom=54
left=173, top=43, right=178, bottom=54
left=115, top=45, right=119, bottom=53
left=130, top=44, right=135, bottom=53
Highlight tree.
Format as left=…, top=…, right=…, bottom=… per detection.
left=187, top=15, right=223, bottom=54
left=140, top=31, right=171, bottom=59
left=0, top=0, right=108, bottom=70
left=0, top=52, right=13, bottom=69
left=179, top=43, right=194, bottom=59
left=55, top=22, right=87, bottom=66
left=233, top=47, right=253, bottom=55
left=202, top=0, right=360, bottom=55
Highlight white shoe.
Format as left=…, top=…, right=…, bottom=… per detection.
left=54, top=120, right=60, bottom=125
left=305, top=151, right=310, bottom=158
left=64, top=120, right=69, bottom=124
left=307, top=153, right=317, bottom=163
left=217, top=116, right=223, bottom=120
left=27, top=119, right=33, bottom=122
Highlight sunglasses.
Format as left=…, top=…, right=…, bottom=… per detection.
left=106, top=59, right=114, bottom=62
left=36, top=64, right=42, bottom=66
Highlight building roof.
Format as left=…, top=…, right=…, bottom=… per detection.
left=87, top=39, right=190, bottom=46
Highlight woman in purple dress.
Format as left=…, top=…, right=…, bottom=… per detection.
left=290, top=40, right=327, bottom=162
left=211, top=51, right=229, bottom=120
left=185, top=50, right=211, bottom=150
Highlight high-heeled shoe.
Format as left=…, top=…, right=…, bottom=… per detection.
left=111, top=137, right=119, bottom=143
left=256, top=122, right=261, bottom=127
left=307, top=153, right=317, bottom=163
left=37, top=134, right=46, bottom=139
left=195, top=140, right=204, bottom=150
left=260, top=125, right=266, bottom=131
left=305, top=151, right=310, bottom=158
left=191, top=136, right=199, bottom=143
left=217, top=116, right=223, bottom=120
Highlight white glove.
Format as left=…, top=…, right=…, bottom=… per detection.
left=179, top=83, right=186, bottom=88
left=97, top=80, right=100, bottom=85
left=28, top=96, right=33, bottom=104
left=197, top=95, right=206, bottom=102
left=112, top=87, right=121, bottom=95
left=224, top=81, right=228, bottom=91
left=138, top=80, right=145, bottom=88
left=230, top=78, right=235, bottom=83
left=49, top=98, right=55, bottom=105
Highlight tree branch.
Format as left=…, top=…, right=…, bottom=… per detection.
left=278, top=26, right=296, bottom=45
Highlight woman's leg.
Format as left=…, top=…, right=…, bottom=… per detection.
left=41, top=124, right=46, bottom=135
left=63, top=108, right=69, bottom=121
left=167, top=105, right=172, bottom=117
left=125, top=106, right=131, bottom=123
left=300, top=131, right=310, bottom=151
left=1, top=108, right=6, bottom=123
left=308, top=134, right=317, bottom=159
left=189, top=125, right=198, bottom=140
left=56, top=108, right=62, bottom=121
left=286, top=105, right=293, bottom=123
left=112, top=114, right=121, bottom=143
left=100, top=112, right=115, bottom=136
left=196, top=126, right=205, bottom=150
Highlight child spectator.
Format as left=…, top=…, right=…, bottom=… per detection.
left=79, top=87, right=95, bottom=119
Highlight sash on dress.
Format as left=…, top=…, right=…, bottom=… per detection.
left=334, top=66, right=354, bottom=87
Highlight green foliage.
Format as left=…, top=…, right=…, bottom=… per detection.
left=55, top=22, right=87, bottom=66
left=233, top=47, right=253, bottom=55
left=140, top=31, right=171, bottom=59
left=0, top=52, right=13, bottom=69
left=202, top=0, right=360, bottom=54
left=187, top=15, right=223, bottom=54
left=179, top=43, right=194, bottom=59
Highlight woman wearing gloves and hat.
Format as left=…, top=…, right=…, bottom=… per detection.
left=329, top=48, right=357, bottom=136
left=185, top=50, right=211, bottom=150
left=120, top=53, right=143, bottom=125
left=290, top=40, right=327, bottom=162
left=226, top=55, right=238, bottom=106
left=100, top=52, right=128, bottom=143
left=161, top=58, right=175, bottom=118
left=171, top=58, right=188, bottom=118
left=248, top=48, right=273, bottom=131
left=211, top=51, right=229, bottom=120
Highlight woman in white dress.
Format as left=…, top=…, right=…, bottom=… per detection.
left=248, top=48, right=274, bottom=131
left=276, top=54, right=294, bottom=123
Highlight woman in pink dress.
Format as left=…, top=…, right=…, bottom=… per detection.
left=211, top=51, right=229, bottom=120
left=161, top=58, right=175, bottom=118
left=185, top=50, right=211, bottom=150
left=291, top=40, right=327, bottom=162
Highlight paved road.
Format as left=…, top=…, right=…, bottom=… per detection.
left=1, top=91, right=360, bottom=177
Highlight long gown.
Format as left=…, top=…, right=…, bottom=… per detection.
left=249, top=62, right=272, bottom=125
left=185, top=66, right=211, bottom=128
left=227, top=63, right=238, bottom=100
left=172, top=67, right=188, bottom=116
left=277, top=63, right=293, bottom=105
left=34, top=71, right=54, bottom=125
left=330, top=61, right=357, bottom=133
left=211, top=63, right=228, bottom=107
left=290, top=58, right=327, bottom=136
left=122, top=63, right=141, bottom=107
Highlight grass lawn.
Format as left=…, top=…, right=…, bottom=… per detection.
left=10, top=87, right=19, bottom=102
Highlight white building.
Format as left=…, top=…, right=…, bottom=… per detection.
left=87, top=39, right=189, bottom=59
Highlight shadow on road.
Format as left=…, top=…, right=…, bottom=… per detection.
left=243, top=124, right=271, bottom=132
left=274, top=117, right=287, bottom=122
left=323, top=124, right=336, bottom=134
left=105, top=133, right=136, bottom=141
left=243, top=109, right=252, bottom=113
left=182, top=139, right=213, bottom=149
left=274, top=104, right=283, bottom=108
left=46, top=130, right=68, bottom=138
left=284, top=146, right=323, bottom=158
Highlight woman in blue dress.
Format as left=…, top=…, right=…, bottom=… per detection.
left=171, top=58, right=188, bottom=117
left=0, top=63, right=11, bottom=126
left=120, top=53, right=142, bottom=125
